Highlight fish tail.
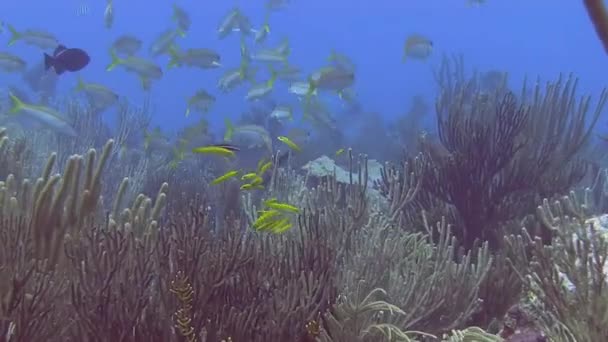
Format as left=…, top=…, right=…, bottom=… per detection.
left=267, top=68, right=278, bottom=87
left=171, top=3, right=178, bottom=18
left=75, top=75, right=85, bottom=91
left=224, top=118, right=234, bottom=141
left=106, top=49, right=121, bottom=71
left=239, top=36, right=251, bottom=61
left=328, top=49, right=336, bottom=62
left=263, top=23, right=271, bottom=34
left=43, top=52, right=54, bottom=71
left=8, top=92, right=24, bottom=114
left=238, top=56, right=249, bottom=76
left=263, top=10, right=271, bottom=27
left=6, top=24, right=20, bottom=46
left=279, top=38, right=290, bottom=58
left=306, top=77, right=316, bottom=98
left=168, top=46, right=180, bottom=68
left=139, top=76, right=149, bottom=90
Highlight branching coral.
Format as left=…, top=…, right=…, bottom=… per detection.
left=0, top=137, right=116, bottom=340
left=416, top=91, right=527, bottom=250
left=0, top=129, right=170, bottom=341
left=325, top=210, right=492, bottom=337
left=0, top=128, right=34, bottom=181
left=66, top=223, right=157, bottom=340
left=374, top=155, right=423, bottom=223
left=506, top=191, right=608, bottom=341
left=413, top=58, right=606, bottom=250
left=282, top=153, right=494, bottom=339
left=0, top=115, right=507, bottom=342
left=171, top=271, right=196, bottom=342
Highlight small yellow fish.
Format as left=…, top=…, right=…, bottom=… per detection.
left=403, top=34, right=433, bottom=61
left=277, top=135, right=301, bottom=152
left=253, top=209, right=282, bottom=230
left=168, top=159, right=180, bottom=170
left=192, top=144, right=238, bottom=157
left=259, top=218, right=289, bottom=233
left=248, top=175, right=264, bottom=187
left=241, top=172, right=258, bottom=181
left=264, top=198, right=300, bottom=214
left=256, top=215, right=291, bottom=234
left=211, top=170, right=239, bottom=185
left=252, top=207, right=294, bottom=234
left=335, top=148, right=345, bottom=156
left=258, top=160, right=273, bottom=175
left=241, top=183, right=264, bottom=191
left=269, top=218, right=292, bottom=234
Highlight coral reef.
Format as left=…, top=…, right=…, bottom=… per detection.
left=2, top=61, right=608, bottom=341
left=506, top=190, right=608, bottom=341
left=381, top=57, right=606, bottom=251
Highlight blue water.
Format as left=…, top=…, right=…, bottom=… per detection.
left=0, top=0, right=605, bottom=135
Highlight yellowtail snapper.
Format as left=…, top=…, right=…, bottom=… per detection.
left=7, top=93, right=77, bottom=137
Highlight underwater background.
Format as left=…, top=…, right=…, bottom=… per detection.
left=1, top=0, right=608, bottom=341
left=1, top=0, right=606, bottom=134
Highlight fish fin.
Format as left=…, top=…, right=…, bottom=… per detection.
left=185, top=107, right=190, bottom=117
left=278, top=38, right=290, bottom=59
left=267, top=67, right=278, bottom=87
left=75, top=75, right=85, bottom=91
left=239, top=36, right=251, bottom=61
left=140, top=76, right=151, bottom=90
left=106, top=49, right=121, bottom=71
left=6, top=24, right=20, bottom=46
left=53, top=44, right=67, bottom=56
left=53, top=62, right=66, bottom=75
left=224, top=118, right=234, bottom=141
left=260, top=11, right=271, bottom=33
left=167, top=46, right=180, bottom=68
left=328, top=49, right=336, bottom=62
left=43, top=53, right=54, bottom=71
left=8, top=92, right=24, bottom=114
left=305, top=76, right=316, bottom=100
left=211, top=143, right=240, bottom=152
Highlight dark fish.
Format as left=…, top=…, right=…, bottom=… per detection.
left=44, top=44, right=90, bottom=75
left=211, top=143, right=241, bottom=152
